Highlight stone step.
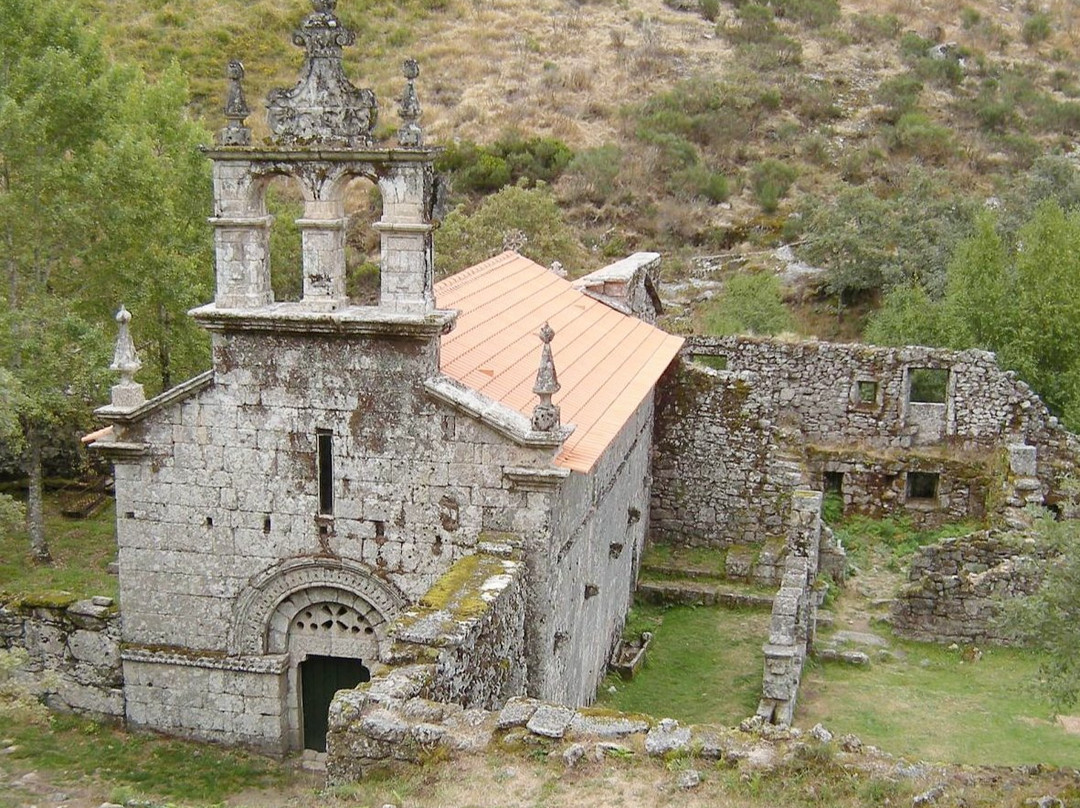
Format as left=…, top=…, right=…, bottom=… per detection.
left=638, top=562, right=726, bottom=582
left=635, top=579, right=775, bottom=610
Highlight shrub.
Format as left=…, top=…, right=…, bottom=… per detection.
left=850, top=12, right=901, bottom=42
left=959, top=7, right=980, bottom=28
left=773, top=0, right=839, bottom=28
left=875, top=74, right=923, bottom=123
left=749, top=159, right=797, bottom=213
left=436, top=136, right=573, bottom=196
left=565, top=144, right=623, bottom=204
left=890, top=111, right=954, bottom=162
left=725, top=3, right=777, bottom=43
left=1022, top=12, right=1052, bottom=45
left=670, top=165, right=729, bottom=203
left=699, top=0, right=720, bottom=22
left=700, top=270, right=794, bottom=336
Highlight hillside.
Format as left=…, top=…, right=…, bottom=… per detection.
left=78, top=0, right=1080, bottom=337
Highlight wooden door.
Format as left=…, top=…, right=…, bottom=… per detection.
left=300, top=655, right=370, bottom=752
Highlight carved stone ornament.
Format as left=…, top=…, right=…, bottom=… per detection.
left=218, top=60, right=252, bottom=146
left=531, top=322, right=561, bottom=432
left=266, top=0, right=378, bottom=147
left=397, top=58, right=423, bottom=148
left=109, top=305, right=145, bottom=409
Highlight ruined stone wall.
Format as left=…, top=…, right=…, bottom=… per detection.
left=688, top=336, right=1077, bottom=474
left=651, top=362, right=791, bottom=549
left=114, top=331, right=553, bottom=654
left=538, top=395, right=655, bottom=706
left=891, top=531, right=1054, bottom=644
left=0, top=596, right=123, bottom=718
left=389, top=544, right=527, bottom=710
left=652, top=337, right=1079, bottom=547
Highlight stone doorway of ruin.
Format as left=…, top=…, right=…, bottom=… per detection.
left=300, top=654, right=370, bottom=752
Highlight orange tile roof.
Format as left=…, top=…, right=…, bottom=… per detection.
left=436, top=252, right=684, bottom=473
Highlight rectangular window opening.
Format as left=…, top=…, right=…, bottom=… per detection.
left=691, top=353, right=728, bottom=371
left=857, top=380, right=878, bottom=404
left=317, top=430, right=334, bottom=515
left=906, top=471, right=940, bottom=501
left=908, top=368, right=949, bottom=404
left=824, top=471, right=844, bottom=494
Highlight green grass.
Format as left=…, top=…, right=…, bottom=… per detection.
left=799, top=635, right=1080, bottom=766
left=640, top=542, right=728, bottom=574
left=0, top=712, right=292, bottom=805
left=0, top=496, right=118, bottom=602
left=597, top=604, right=768, bottom=724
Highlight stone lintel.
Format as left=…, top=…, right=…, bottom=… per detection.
left=371, top=221, right=436, bottom=235
left=201, top=147, right=441, bottom=163
left=122, top=645, right=289, bottom=675
left=424, top=376, right=573, bottom=450
left=503, top=466, right=571, bottom=492
left=95, top=370, right=214, bottom=426
left=295, top=217, right=348, bottom=231
left=191, top=303, right=456, bottom=339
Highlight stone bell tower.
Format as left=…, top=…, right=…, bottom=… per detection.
left=192, top=0, right=451, bottom=327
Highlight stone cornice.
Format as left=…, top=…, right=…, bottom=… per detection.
left=190, top=303, right=457, bottom=339
left=95, top=370, right=214, bottom=426
left=424, top=375, right=574, bottom=450
left=201, top=147, right=441, bottom=162
left=122, top=645, right=289, bottom=675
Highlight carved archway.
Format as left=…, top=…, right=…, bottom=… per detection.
left=230, top=557, right=406, bottom=656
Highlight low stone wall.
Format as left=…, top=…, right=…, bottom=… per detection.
left=0, top=595, right=123, bottom=718
left=891, top=531, right=1055, bottom=644
left=327, top=542, right=527, bottom=778
left=757, top=490, right=824, bottom=725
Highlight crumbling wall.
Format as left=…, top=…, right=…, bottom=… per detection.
left=651, top=362, right=792, bottom=549
left=758, top=491, right=824, bottom=725
left=387, top=543, right=527, bottom=709
left=326, top=545, right=526, bottom=777
left=652, top=337, right=1079, bottom=547
left=891, top=531, right=1055, bottom=644
left=0, top=595, right=123, bottom=718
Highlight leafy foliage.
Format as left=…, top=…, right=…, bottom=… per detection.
left=749, top=158, right=797, bottom=213
left=1003, top=508, right=1080, bottom=710
left=700, top=271, right=794, bottom=336
left=436, top=134, right=573, bottom=196
left=434, top=185, right=586, bottom=275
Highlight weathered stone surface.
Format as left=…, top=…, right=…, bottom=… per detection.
left=644, top=718, right=691, bottom=756
left=568, top=713, right=649, bottom=738
left=496, top=697, right=540, bottom=729
left=676, top=769, right=702, bottom=789
left=526, top=705, right=576, bottom=739
left=809, top=723, right=833, bottom=744
left=561, top=742, right=586, bottom=767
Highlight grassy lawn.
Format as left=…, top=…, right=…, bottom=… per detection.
left=0, top=712, right=294, bottom=807
left=0, top=496, right=118, bottom=602
left=596, top=604, right=769, bottom=725
left=798, top=636, right=1080, bottom=767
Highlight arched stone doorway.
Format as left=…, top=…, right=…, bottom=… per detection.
left=231, top=559, right=405, bottom=750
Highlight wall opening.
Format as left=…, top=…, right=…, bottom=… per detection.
left=690, top=353, right=728, bottom=371
left=908, top=368, right=949, bottom=404
left=317, top=430, right=334, bottom=515
left=300, top=655, right=370, bottom=752
left=906, top=471, right=940, bottom=501
left=857, top=380, right=878, bottom=405
left=265, top=176, right=304, bottom=302
left=824, top=471, right=844, bottom=494
left=343, top=176, right=381, bottom=305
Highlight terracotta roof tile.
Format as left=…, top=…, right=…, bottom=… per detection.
left=436, top=252, right=684, bottom=473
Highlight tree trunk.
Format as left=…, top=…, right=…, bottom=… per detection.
left=25, top=430, right=51, bottom=564
left=158, top=301, right=171, bottom=391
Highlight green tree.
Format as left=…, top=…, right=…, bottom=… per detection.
left=701, top=271, right=794, bottom=336
left=1, top=0, right=211, bottom=559
left=1004, top=509, right=1080, bottom=710
left=863, top=281, right=945, bottom=347
left=435, top=184, right=587, bottom=276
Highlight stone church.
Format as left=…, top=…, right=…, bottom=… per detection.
left=90, top=0, right=682, bottom=753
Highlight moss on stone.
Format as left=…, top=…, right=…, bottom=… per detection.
left=7, top=590, right=79, bottom=610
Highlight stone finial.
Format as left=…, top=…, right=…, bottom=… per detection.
left=531, top=322, right=561, bottom=432
left=109, top=305, right=145, bottom=409
left=397, top=58, right=423, bottom=147
left=266, top=0, right=378, bottom=146
left=218, top=60, right=252, bottom=146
